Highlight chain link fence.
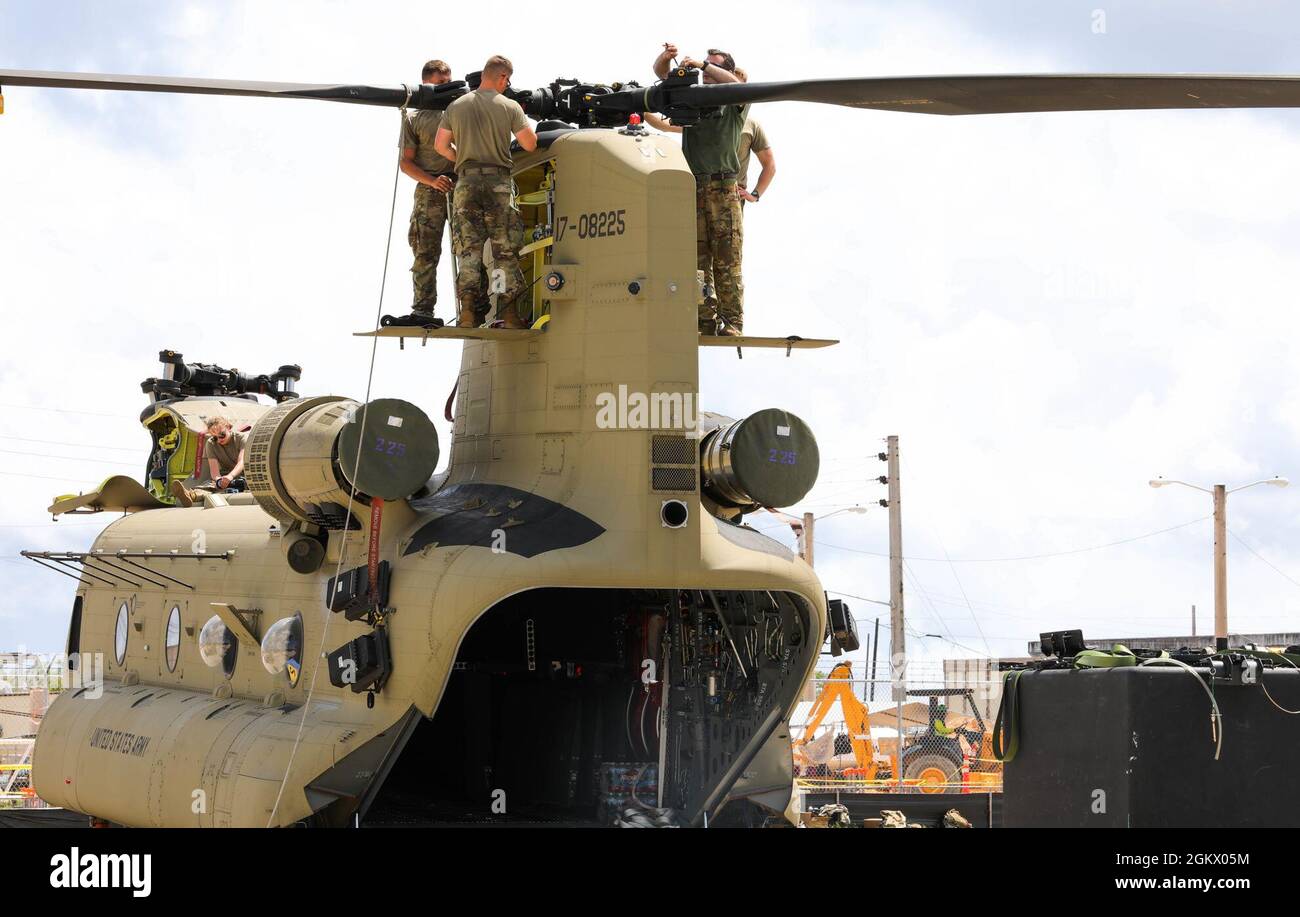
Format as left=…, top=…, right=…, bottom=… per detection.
left=0, top=654, right=58, bottom=809
left=0, top=738, right=46, bottom=808
left=790, top=660, right=1004, bottom=794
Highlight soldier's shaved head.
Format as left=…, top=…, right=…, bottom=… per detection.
left=482, top=55, right=514, bottom=80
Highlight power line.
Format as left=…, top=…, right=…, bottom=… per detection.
left=1228, top=529, right=1300, bottom=592
left=930, top=525, right=992, bottom=656
left=0, top=448, right=138, bottom=467
left=826, top=589, right=890, bottom=607
left=818, top=515, right=1210, bottom=563
left=0, top=471, right=98, bottom=484
left=902, top=558, right=958, bottom=649
left=904, top=590, right=1208, bottom=625
left=0, top=402, right=130, bottom=419
left=0, top=435, right=140, bottom=454
left=905, top=623, right=989, bottom=656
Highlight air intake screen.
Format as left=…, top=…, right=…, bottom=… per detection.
left=651, top=435, right=695, bottom=465
left=652, top=467, right=696, bottom=492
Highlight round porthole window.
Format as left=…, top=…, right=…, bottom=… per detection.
left=198, top=614, right=237, bottom=678
left=260, top=614, right=304, bottom=688
left=165, top=605, right=182, bottom=672
left=114, top=602, right=129, bottom=665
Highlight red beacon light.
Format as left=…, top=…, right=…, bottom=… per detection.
left=628, top=113, right=642, bottom=126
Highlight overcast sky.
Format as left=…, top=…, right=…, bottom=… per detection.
left=4, top=1, right=1300, bottom=670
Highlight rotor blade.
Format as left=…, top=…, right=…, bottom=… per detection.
left=607, top=73, right=1300, bottom=117
left=0, top=69, right=464, bottom=110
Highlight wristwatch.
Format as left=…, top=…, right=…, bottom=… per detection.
left=750, top=190, right=760, bottom=201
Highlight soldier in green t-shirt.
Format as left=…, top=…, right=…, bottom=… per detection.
left=652, top=45, right=746, bottom=335
left=169, top=417, right=248, bottom=508
left=647, top=65, right=775, bottom=330
left=395, top=59, right=456, bottom=326
left=435, top=55, right=538, bottom=328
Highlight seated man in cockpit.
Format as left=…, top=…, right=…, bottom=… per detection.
left=170, top=416, right=247, bottom=507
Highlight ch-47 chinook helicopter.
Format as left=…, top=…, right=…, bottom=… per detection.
left=8, top=63, right=1300, bottom=827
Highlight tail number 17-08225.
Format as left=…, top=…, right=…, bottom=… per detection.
left=556, top=210, right=626, bottom=242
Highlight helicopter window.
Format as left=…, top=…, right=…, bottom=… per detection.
left=67, top=596, right=83, bottom=671
left=165, top=605, right=182, bottom=672
left=114, top=602, right=129, bottom=665
left=260, top=614, right=303, bottom=685
left=198, top=614, right=237, bottom=678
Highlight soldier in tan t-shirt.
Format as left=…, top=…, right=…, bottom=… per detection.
left=396, top=59, right=456, bottom=324
left=435, top=55, right=538, bottom=328
left=732, top=69, right=775, bottom=204
left=169, top=417, right=247, bottom=508
left=736, top=118, right=774, bottom=202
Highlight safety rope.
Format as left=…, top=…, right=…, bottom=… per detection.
left=1138, top=657, right=1223, bottom=760
left=1254, top=650, right=1300, bottom=715
left=265, top=110, right=404, bottom=828
left=1072, top=644, right=1138, bottom=668
left=992, top=669, right=1023, bottom=762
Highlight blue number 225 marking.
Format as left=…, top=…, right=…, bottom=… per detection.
left=374, top=436, right=407, bottom=458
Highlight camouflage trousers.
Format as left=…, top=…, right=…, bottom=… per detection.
left=408, top=182, right=450, bottom=313
left=696, top=178, right=744, bottom=331
left=451, top=168, right=526, bottom=323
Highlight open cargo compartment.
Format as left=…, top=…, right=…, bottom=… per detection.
left=363, top=587, right=814, bottom=827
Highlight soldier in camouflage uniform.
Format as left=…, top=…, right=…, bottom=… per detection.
left=435, top=55, right=538, bottom=328
left=395, top=60, right=456, bottom=325
left=652, top=45, right=746, bottom=335
left=696, top=177, right=743, bottom=331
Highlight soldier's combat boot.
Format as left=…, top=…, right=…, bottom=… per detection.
left=718, top=316, right=744, bottom=337
left=169, top=480, right=195, bottom=508
left=381, top=311, right=443, bottom=329
left=496, top=306, right=527, bottom=330
left=458, top=306, right=480, bottom=327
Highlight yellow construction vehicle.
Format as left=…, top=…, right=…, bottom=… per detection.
left=793, top=662, right=892, bottom=782
left=794, top=665, right=998, bottom=793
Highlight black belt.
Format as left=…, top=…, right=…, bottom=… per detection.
left=460, top=163, right=511, bottom=174
left=697, top=172, right=738, bottom=181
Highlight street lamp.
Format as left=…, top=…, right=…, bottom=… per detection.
left=764, top=505, right=867, bottom=566
left=1148, top=475, right=1289, bottom=644
left=818, top=506, right=869, bottom=522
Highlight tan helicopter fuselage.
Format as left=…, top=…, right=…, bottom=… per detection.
left=33, top=126, right=828, bottom=827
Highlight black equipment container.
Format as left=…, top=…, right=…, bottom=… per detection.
left=1003, top=666, right=1300, bottom=827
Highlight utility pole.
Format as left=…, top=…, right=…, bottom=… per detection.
left=1151, top=475, right=1287, bottom=649
left=1213, top=484, right=1227, bottom=646
left=1191, top=604, right=1196, bottom=639
left=802, top=512, right=815, bottom=568
left=879, top=435, right=905, bottom=701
